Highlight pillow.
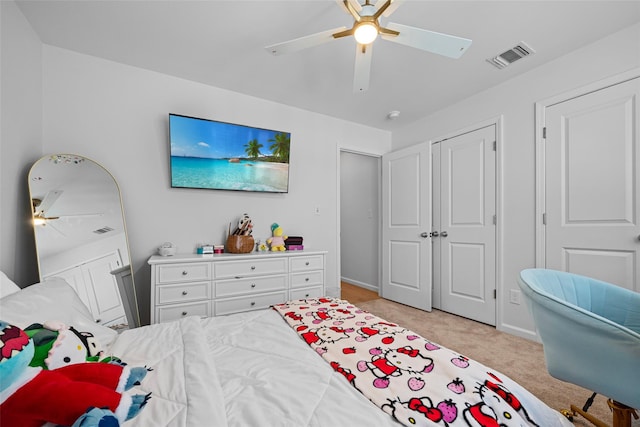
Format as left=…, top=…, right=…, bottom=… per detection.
left=0, top=271, right=21, bottom=298
left=0, top=277, right=118, bottom=348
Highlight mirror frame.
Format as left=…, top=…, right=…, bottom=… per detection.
left=28, top=154, right=140, bottom=327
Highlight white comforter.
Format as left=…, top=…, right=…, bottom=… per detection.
left=112, top=310, right=400, bottom=427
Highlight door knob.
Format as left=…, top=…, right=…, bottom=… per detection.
left=441, top=231, right=448, bottom=237
left=420, top=232, right=430, bottom=238
left=431, top=231, right=439, bottom=237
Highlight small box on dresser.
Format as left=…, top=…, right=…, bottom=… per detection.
left=148, top=250, right=327, bottom=324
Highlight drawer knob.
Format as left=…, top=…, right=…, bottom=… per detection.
left=182, top=311, right=188, bottom=316
left=95, top=319, right=101, bottom=323
left=305, top=262, right=310, bottom=266
left=250, top=302, right=256, bottom=306
left=305, top=293, right=310, bottom=298
left=305, top=277, right=310, bottom=282
left=182, top=271, right=188, bottom=276
left=251, top=283, right=256, bottom=288
left=182, top=291, right=188, bottom=296
left=250, top=266, right=256, bottom=270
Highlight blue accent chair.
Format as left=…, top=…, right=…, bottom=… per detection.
left=518, top=269, right=640, bottom=427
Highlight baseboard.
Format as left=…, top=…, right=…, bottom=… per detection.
left=340, top=277, right=378, bottom=292
left=499, top=322, right=540, bottom=343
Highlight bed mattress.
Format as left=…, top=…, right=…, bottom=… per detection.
left=110, top=307, right=571, bottom=427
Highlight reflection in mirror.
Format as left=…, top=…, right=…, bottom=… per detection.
left=28, top=154, right=140, bottom=328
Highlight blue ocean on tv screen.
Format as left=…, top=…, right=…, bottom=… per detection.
left=169, top=114, right=291, bottom=193
left=171, top=157, right=289, bottom=192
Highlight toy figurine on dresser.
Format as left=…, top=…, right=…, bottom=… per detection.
left=267, top=223, right=287, bottom=251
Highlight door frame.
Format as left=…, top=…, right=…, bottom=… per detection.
left=337, top=147, right=383, bottom=297
left=428, top=115, right=504, bottom=327
left=534, top=68, right=640, bottom=267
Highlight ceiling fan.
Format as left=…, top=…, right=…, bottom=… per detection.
left=265, top=0, right=472, bottom=93
left=32, top=190, right=103, bottom=227
left=32, top=190, right=63, bottom=225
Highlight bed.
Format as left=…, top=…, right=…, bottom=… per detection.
left=0, top=276, right=573, bottom=427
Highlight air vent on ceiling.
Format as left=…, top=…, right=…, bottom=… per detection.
left=487, top=42, right=535, bottom=69
left=93, top=226, right=114, bottom=235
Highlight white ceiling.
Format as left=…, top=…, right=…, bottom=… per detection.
left=16, top=0, right=640, bottom=131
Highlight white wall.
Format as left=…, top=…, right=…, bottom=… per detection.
left=0, top=1, right=44, bottom=286
left=40, top=46, right=391, bottom=324
left=392, top=23, right=640, bottom=338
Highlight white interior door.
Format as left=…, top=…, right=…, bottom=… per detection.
left=544, top=77, right=640, bottom=291
left=381, top=143, right=432, bottom=310
left=433, top=126, right=497, bottom=325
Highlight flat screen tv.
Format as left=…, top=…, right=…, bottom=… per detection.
left=169, top=113, right=291, bottom=193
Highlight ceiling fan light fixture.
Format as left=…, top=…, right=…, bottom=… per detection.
left=354, top=22, right=378, bottom=45
left=33, top=216, right=46, bottom=226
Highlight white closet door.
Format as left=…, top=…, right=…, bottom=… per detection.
left=435, top=125, right=496, bottom=325
left=544, top=77, right=640, bottom=291
left=381, top=143, right=432, bottom=311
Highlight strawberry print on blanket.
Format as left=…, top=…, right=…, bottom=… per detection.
left=273, top=298, right=546, bottom=427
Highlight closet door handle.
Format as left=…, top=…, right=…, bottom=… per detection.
left=441, top=231, right=448, bottom=237
left=420, top=232, right=430, bottom=238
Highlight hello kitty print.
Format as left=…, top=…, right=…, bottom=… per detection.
left=273, top=298, right=550, bottom=427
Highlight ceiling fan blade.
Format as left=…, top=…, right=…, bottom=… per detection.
left=336, top=0, right=362, bottom=18
left=265, top=27, right=348, bottom=56
left=375, top=0, right=404, bottom=17
left=381, top=22, right=472, bottom=59
left=58, top=213, right=104, bottom=219
left=34, top=190, right=63, bottom=215
left=353, top=43, right=373, bottom=93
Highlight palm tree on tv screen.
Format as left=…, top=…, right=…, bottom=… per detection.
left=245, top=139, right=263, bottom=159
left=268, top=132, right=290, bottom=163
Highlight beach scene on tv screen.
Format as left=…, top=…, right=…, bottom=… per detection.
left=170, top=115, right=290, bottom=193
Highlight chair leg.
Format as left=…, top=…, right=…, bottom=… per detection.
left=565, top=404, right=609, bottom=427
left=562, top=398, right=639, bottom=427
left=608, top=399, right=639, bottom=427
left=561, top=393, right=608, bottom=427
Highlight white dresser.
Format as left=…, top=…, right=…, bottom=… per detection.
left=148, top=251, right=326, bottom=324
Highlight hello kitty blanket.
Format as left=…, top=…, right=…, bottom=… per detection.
left=273, top=298, right=572, bottom=427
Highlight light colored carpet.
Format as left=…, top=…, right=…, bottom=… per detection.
left=356, top=297, right=624, bottom=427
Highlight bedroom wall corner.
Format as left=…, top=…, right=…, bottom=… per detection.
left=0, top=1, right=44, bottom=287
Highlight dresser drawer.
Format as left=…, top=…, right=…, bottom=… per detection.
left=156, top=301, right=210, bottom=323
left=214, top=291, right=287, bottom=316
left=290, top=255, right=324, bottom=272
left=156, top=282, right=211, bottom=305
left=290, top=270, right=324, bottom=288
left=214, top=258, right=288, bottom=279
left=215, top=275, right=287, bottom=298
left=289, top=286, right=324, bottom=300
left=157, top=262, right=211, bottom=284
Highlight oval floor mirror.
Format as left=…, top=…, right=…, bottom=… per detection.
left=28, top=154, right=140, bottom=328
